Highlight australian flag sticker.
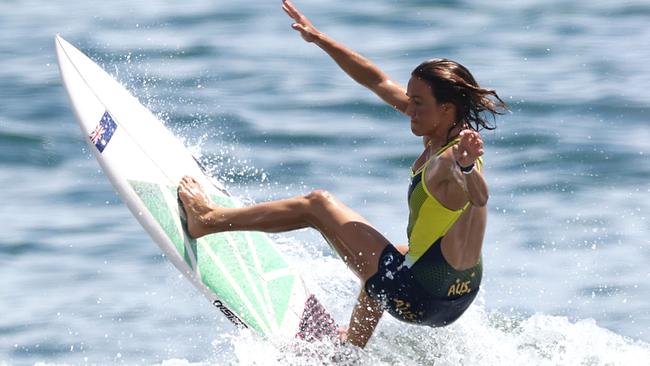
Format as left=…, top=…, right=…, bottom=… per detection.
left=89, top=111, right=117, bottom=153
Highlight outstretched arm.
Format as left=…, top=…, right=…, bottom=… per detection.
left=282, top=0, right=408, bottom=113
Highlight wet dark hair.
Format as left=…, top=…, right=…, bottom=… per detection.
left=411, top=58, right=508, bottom=138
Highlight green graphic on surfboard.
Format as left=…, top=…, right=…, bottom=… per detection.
left=129, top=180, right=295, bottom=335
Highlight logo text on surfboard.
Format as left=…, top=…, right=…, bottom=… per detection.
left=213, top=300, right=248, bottom=329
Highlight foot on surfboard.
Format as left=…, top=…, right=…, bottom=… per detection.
left=177, top=175, right=220, bottom=239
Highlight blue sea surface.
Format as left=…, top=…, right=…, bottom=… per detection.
left=1, top=0, right=649, bottom=364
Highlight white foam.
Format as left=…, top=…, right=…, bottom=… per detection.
left=211, top=235, right=650, bottom=365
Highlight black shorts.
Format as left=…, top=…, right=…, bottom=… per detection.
left=364, top=245, right=478, bottom=327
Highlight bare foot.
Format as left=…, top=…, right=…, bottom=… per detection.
left=177, top=175, right=222, bottom=238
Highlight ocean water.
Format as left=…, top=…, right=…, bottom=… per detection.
left=2, top=0, right=650, bottom=364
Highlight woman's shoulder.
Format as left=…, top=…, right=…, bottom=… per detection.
left=423, top=149, right=456, bottom=183
left=434, top=148, right=457, bottom=169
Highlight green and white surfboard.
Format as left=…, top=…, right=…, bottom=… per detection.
left=55, top=35, right=336, bottom=340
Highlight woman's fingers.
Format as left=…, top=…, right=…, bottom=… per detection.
left=459, top=130, right=483, bottom=155
left=453, top=130, right=484, bottom=166
left=283, top=0, right=304, bottom=23
left=282, top=0, right=297, bottom=18
left=452, top=144, right=468, bottom=162
left=282, top=0, right=318, bottom=42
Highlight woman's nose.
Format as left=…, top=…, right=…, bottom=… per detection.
left=405, top=103, right=415, bottom=118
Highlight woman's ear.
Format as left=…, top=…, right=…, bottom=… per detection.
left=443, top=102, right=456, bottom=114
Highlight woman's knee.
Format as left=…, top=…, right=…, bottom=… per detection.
left=304, top=189, right=339, bottom=216
left=305, top=189, right=335, bottom=206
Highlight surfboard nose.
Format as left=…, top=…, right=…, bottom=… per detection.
left=54, top=35, right=68, bottom=64
left=55, top=34, right=65, bottom=48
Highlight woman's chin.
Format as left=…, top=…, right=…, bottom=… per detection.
left=410, top=126, right=424, bottom=136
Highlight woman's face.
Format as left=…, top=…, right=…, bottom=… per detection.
left=405, top=77, right=454, bottom=137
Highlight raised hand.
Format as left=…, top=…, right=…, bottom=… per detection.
left=282, top=0, right=320, bottom=42
left=452, top=129, right=484, bottom=169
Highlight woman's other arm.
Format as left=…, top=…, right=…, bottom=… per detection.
left=282, top=0, right=408, bottom=113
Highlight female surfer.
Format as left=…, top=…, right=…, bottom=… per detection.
left=178, top=0, right=507, bottom=348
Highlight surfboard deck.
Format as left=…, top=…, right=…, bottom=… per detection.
left=55, top=35, right=337, bottom=341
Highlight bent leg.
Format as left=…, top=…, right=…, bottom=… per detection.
left=302, top=189, right=392, bottom=281
left=178, top=176, right=390, bottom=281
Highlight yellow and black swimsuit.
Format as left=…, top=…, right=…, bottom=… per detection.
left=365, top=140, right=483, bottom=326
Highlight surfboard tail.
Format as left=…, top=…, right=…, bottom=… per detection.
left=295, top=294, right=339, bottom=341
